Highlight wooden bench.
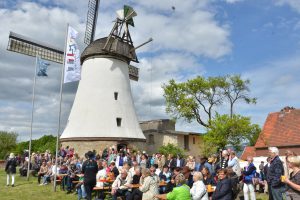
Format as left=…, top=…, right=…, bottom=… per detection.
left=93, top=186, right=112, bottom=199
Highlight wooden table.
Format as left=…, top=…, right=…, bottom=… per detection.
left=159, top=182, right=167, bottom=187
left=98, top=179, right=114, bottom=183
left=155, top=194, right=167, bottom=200
left=58, top=174, right=68, bottom=177
left=131, top=184, right=141, bottom=189
left=131, top=182, right=167, bottom=189
left=93, top=186, right=111, bottom=190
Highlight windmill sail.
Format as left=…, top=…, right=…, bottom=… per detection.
left=84, top=0, right=100, bottom=45
left=116, top=5, right=137, bottom=27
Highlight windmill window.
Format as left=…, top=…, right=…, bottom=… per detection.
left=114, top=92, right=118, bottom=100
left=116, top=118, right=122, bottom=127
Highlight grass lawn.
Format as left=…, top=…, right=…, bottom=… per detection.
left=0, top=169, right=77, bottom=200
left=241, top=192, right=269, bottom=200
left=0, top=168, right=269, bottom=200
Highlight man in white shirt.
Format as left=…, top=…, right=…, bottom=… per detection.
left=228, top=151, right=241, bottom=177
left=111, top=169, right=132, bottom=200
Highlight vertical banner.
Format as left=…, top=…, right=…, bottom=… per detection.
left=64, top=26, right=81, bottom=83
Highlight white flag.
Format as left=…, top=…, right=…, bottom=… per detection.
left=63, top=26, right=81, bottom=83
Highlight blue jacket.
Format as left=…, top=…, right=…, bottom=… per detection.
left=212, top=178, right=233, bottom=200
left=243, top=163, right=256, bottom=184
left=267, top=156, right=284, bottom=188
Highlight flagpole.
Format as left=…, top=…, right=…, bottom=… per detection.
left=26, top=55, right=38, bottom=181
left=53, top=24, right=69, bottom=192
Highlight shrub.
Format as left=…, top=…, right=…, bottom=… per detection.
left=158, top=143, right=186, bottom=158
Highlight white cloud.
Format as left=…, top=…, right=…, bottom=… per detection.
left=224, top=0, right=244, bottom=4
left=274, top=0, right=300, bottom=13
left=241, top=55, right=300, bottom=126
left=132, top=52, right=205, bottom=121
left=0, top=0, right=232, bottom=141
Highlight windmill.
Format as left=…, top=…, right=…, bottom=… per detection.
left=60, top=2, right=152, bottom=155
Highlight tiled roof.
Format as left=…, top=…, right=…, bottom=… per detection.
left=255, top=108, right=300, bottom=148
left=240, top=146, right=256, bottom=160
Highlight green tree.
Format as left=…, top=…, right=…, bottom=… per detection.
left=14, top=135, right=57, bottom=155
left=158, top=143, right=186, bottom=158
left=0, top=131, right=18, bottom=159
left=162, top=76, right=226, bottom=127
left=223, top=75, right=257, bottom=118
left=203, top=114, right=261, bottom=152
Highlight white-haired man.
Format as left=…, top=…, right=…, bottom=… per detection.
left=111, top=169, right=132, bottom=200
left=267, top=147, right=285, bottom=200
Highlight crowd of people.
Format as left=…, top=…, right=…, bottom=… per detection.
left=4, top=145, right=300, bottom=200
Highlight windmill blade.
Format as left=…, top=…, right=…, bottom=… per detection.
left=7, top=31, right=64, bottom=64
left=84, top=0, right=100, bottom=45
left=116, top=5, right=137, bottom=27
left=124, top=5, right=137, bottom=21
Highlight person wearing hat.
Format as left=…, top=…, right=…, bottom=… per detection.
left=82, top=151, right=98, bottom=200
left=5, top=153, right=17, bottom=187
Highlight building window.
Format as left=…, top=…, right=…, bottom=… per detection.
left=193, top=137, right=195, bottom=144
left=184, top=135, right=189, bottom=150
left=116, top=118, right=122, bottom=127
left=114, top=92, right=118, bottom=100
left=149, top=134, right=154, bottom=144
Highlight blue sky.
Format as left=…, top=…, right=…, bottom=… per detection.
left=0, top=0, right=300, bottom=141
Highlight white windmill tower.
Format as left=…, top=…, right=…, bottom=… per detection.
left=60, top=2, right=152, bottom=155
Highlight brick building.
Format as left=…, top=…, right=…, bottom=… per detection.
left=241, top=106, right=300, bottom=160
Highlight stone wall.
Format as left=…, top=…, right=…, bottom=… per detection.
left=188, top=134, right=204, bottom=156
left=140, top=119, right=175, bottom=131
left=61, top=140, right=146, bottom=157
left=143, top=132, right=203, bottom=156
left=143, top=132, right=178, bottom=154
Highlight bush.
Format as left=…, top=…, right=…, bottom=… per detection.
left=14, top=135, right=57, bottom=155
left=158, top=143, right=186, bottom=158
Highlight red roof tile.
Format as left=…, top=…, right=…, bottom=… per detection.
left=255, top=108, right=300, bottom=148
left=240, top=146, right=256, bottom=160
